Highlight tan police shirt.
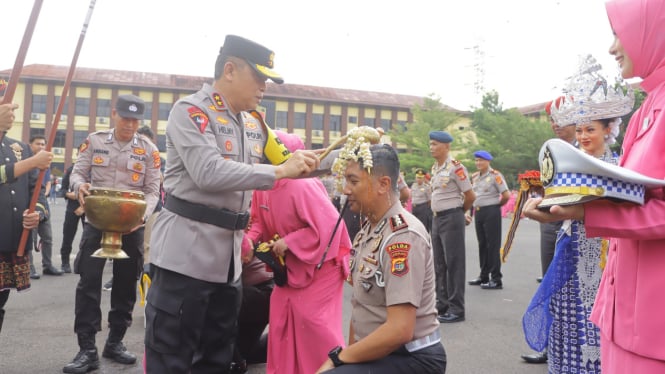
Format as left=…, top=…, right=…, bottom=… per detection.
left=472, top=168, right=509, bottom=207
left=410, top=180, right=431, bottom=206
left=70, top=130, right=161, bottom=221
left=350, top=202, right=439, bottom=341
left=430, top=157, right=472, bottom=212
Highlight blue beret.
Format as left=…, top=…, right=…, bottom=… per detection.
left=429, top=131, right=453, bottom=143
left=473, top=150, right=493, bottom=161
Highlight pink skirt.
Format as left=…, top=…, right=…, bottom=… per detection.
left=602, top=333, right=665, bottom=373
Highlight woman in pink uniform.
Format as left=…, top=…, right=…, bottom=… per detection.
left=243, top=131, right=351, bottom=374
left=524, top=0, right=665, bottom=372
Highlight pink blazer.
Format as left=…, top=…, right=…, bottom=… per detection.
left=586, top=68, right=665, bottom=360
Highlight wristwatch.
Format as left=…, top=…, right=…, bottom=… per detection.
left=328, top=346, right=345, bottom=367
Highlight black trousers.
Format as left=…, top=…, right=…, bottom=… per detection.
left=539, top=221, right=563, bottom=276
left=323, top=343, right=446, bottom=374
left=412, top=203, right=432, bottom=233
left=60, top=210, right=85, bottom=264
left=473, top=205, right=502, bottom=281
left=236, top=280, right=273, bottom=364
left=431, top=208, right=466, bottom=315
left=73, top=225, right=142, bottom=336
left=145, top=266, right=242, bottom=374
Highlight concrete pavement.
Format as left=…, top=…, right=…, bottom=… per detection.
left=1, top=202, right=548, bottom=374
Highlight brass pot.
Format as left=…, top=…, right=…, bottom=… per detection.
left=84, top=187, right=146, bottom=259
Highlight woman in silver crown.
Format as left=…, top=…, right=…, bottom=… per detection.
left=522, top=55, right=633, bottom=374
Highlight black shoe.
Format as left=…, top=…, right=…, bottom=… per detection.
left=63, top=349, right=100, bottom=373
left=30, top=267, right=40, bottom=279
left=102, top=341, right=136, bottom=364
left=229, top=360, right=248, bottom=374
left=481, top=280, right=503, bottom=290
left=468, top=277, right=489, bottom=286
left=43, top=265, right=64, bottom=276
left=62, top=263, right=72, bottom=273
left=536, top=277, right=543, bottom=283
left=437, top=312, right=465, bottom=323
left=521, top=351, right=547, bottom=364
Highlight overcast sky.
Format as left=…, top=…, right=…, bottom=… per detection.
left=3, top=0, right=630, bottom=111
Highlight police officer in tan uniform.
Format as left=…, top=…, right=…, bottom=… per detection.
left=429, top=131, right=475, bottom=323
left=410, top=168, right=432, bottom=231
left=468, top=150, right=510, bottom=290
left=64, top=94, right=161, bottom=373
left=145, top=35, right=321, bottom=373
left=317, top=144, right=446, bottom=374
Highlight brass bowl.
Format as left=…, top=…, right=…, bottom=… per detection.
left=85, top=187, right=147, bottom=259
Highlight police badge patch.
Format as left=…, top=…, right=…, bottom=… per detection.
left=385, top=242, right=410, bottom=276
left=187, top=106, right=209, bottom=134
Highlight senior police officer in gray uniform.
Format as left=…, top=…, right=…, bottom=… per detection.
left=410, top=168, right=432, bottom=232
left=65, top=94, right=161, bottom=373
left=145, top=35, right=321, bottom=373
left=468, top=150, right=510, bottom=290
left=428, top=131, right=475, bottom=323
left=317, top=144, right=446, bottom=374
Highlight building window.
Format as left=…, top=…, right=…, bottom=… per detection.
left=74, top=130, right=88, bottom=148
left=261, top=100, right=276, bottom=126
left=31, top=95, right=47, bottom=114
left=312, top=113, right=324, bottom=130
left=158, top=103, right=172, bottom=120
left=157, top=134, right=166, bottom=152
left=275, top=111, right=287, bottom=129
left=97, top=99, right=111, bottom=117
left=348, top=116, right=358, bottom=124
left=294, top=112, right=306, bottom=129
left=29, top=128, right=45, bottom=139
left=75, top=98, right=90, bottom=116
left=330, top=114, right=341, bottom=132
left=363, top=117, right=374, bottom=126
left=143, top=104, right=152, bottom=122
left=381, top=118, right=391, bottom=130
left=53, top=129, right=67, bottom=148
left=54, top=96, right=69, bottom=112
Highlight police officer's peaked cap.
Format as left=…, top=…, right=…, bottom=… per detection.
left=415, top=168, right=426, bottom=177
left=219, top=35, right=284, bottom=84
left=429, top=131, right=453, bottom=143
left=473, top=150, right=493, bottom=161
left=115, top=94, right=145, bottom=120
left=538, top=139, right=665, bottom=208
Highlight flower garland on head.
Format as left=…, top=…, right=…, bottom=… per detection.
left=331, top=129, right=374, bottom=192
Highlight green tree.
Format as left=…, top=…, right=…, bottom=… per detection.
left=389, top=95, right=460, bottom=181
left=479, top=89, right=503, bottom=113
left=462, top=92, right=553, bottom=189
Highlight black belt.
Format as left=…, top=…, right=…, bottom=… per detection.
left=475, top=204, right=501, bottom=211
left=433, top=207, right=462, bottom=217
left=164, top=194, right=250, bottom=231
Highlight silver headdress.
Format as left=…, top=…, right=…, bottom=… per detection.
left=551, top=55, right=635, bottom=131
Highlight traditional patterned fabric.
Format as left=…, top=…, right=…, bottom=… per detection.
left=524, top=153, right=616, bottom=373
left=0, top=252, right=31, bottom=292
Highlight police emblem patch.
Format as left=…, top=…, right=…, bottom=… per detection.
left=455, top=167, right=467, bottom=181
left=152, top=151, right=161, bottom=169
left=133, top=162, right=143, bottom=172
left=187, top=106, right=209, bottom=134
left=93, top=156, right=104, bottom=164
left=134, top=148, right=146, bottom=155
left=80, top=140, right=89, bottom=154
left=132, top=173, right=140, bottom=182
left=386, top=242, right=411, bottom=276
left=225, top=140, right=233, bottom=152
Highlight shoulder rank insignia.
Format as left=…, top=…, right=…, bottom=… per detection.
left=188, top=106, right=209, bottom=134
left=385, top=242, right=411, bottom=277
left=211, top=93, right=226, bottom=110
left=452, top=159, right=461, bottom=166
left=389, top=214, right=408, bottom=232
